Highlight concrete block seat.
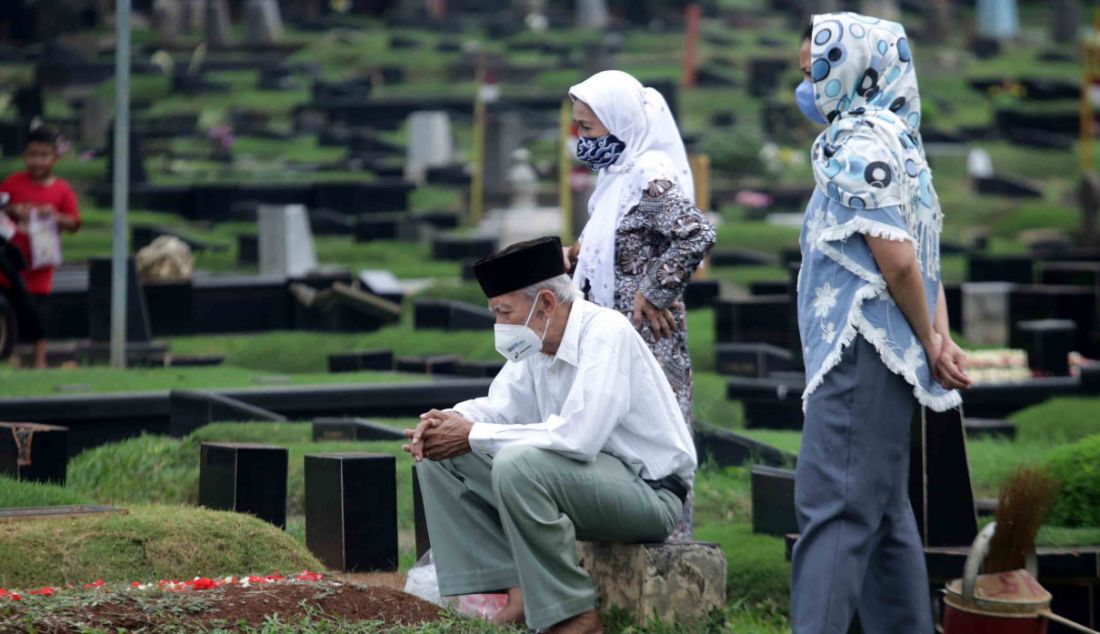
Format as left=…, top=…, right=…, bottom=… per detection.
left=577, top=541, right=727, bottom=625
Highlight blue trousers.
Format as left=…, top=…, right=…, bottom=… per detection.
left=790, top=335, right=932, bottom=634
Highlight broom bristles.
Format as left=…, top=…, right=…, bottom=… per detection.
left=985, top=466, right=1061, bottom=574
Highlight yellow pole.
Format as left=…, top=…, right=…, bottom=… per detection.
left=689, top=153, right=711, bottom=213
left=559, top=99, right=573, bottom=242
left=1082, top=8, right=1100, bottom=173
left=689, top=153, right=711, bottom=279
left=470, top=57, right=487, bottom=226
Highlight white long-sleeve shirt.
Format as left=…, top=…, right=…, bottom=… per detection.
left=456, top=298, right=697, bottom=483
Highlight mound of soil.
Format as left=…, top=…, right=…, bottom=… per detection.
left=7, top=582, right=443, bottom=632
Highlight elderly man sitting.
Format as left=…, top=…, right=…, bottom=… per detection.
left=403, top=236, right=696, bottom=634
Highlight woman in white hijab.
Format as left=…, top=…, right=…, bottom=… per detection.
left=568, top=70, right=716, bottom=539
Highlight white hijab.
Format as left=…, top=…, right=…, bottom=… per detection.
left=568, top=70, right=694, bottom=308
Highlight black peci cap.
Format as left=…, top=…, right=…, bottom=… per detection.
left=472, top=236, right=566, bottom=299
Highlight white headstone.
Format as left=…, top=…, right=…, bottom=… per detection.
left=508, top=148, right=538, bottom=209
left=967, top=148, right=994, bottom=179
left=404, top=111, right=453, bottom=184
left=576, top=0, right=609, bottom=29
left=244, top=0, right=284, bottom=46
left=152, top=0, right=182, bottom=46
left=258, top=204, right=317, bottom=278
left=205, top=0, right=234, bottom=48
left=962, top=282, right=1013, bottom=346
left=976, top=0, right=1019, bottom=39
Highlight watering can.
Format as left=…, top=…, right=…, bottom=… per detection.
left=943, top=522, right=1100, bottom=634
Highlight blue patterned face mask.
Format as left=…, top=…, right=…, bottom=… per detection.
left=576, top=134, right=626, bottom=171
left=796, top=79, right=829, bottom=125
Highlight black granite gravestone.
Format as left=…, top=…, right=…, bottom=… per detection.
left=236, top=235, right=258, bottom=266
left=0, top=422, right=68, bottom=485
left=453, top=360, right=505, bottom=378
left=1017, top=319, right=1075, bottom=376
left=199, top=442, right=288, bottom=528
left=170, top=390, right=287, bottom=437
left=430, top=235, right=497, bottom=261
left=143, top=281, right=194, bottom=336
left=968, top=254, right=1034, bottom=284
left=751, top=465, right=798, bottom=537
left=693, top=427, right=795, bottom=469
left=311, top=418, right=405, bottom=442
left=714, top=296, right=792, bottom=347
left=354, top=212, right=405, bottom=242
left=394, top=355, right=460, bottom=375
left=327, top=349, right=394, bottom=373
left=714, top=342, right=797, bottom=378
left=305, top=453, right=398, bottom=571
left=413, top=465, right=431, bottom=560
left=413, top=299, right=494, bottom=331
left=684, top=279, right=720, bottom=309
left=88, top=257, right=152, bottom=343
left=908, top=407, right=978, bottom=548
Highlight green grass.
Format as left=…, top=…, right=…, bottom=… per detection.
left=1010, top=398, right=1100, bottom=443
left=0, top=476, right=91, bottom=507
left=0, top=366, right=411, bottom=398
left=715, top=223, right=800, bottom=257
left=0, top=504, right=321, bottom=588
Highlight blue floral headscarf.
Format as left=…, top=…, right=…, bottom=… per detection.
left=808, top=12, right=942, bottom=280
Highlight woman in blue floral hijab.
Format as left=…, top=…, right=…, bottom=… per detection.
left=789, top=13, right=971, bottom=634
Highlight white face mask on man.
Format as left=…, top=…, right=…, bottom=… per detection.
left=494, top=292, right=551, bottom=363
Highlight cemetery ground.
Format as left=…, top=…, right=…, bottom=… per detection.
left=1, top=1, right=1098, bottom=632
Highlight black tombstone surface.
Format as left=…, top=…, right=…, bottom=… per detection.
left=751, top=465, right=798, bottom=537
left=88, top=257, right=152, bottom=342
left=1017, top=319, right=1075, bottom=376
left=412, top=465, right=431, bottom=560
left=199, top=442, right=288, bottom=528
left=327, top=349, right=394, bottom=373
left=311, top=418, right=405, bottom=442
left=0, top=422, right=68, bottom=485
left=908, top=407, right=978, bottom=548
left=169, top=390, right=286, bottom=437
left=305, top=453, right=398, bottom=572
left=714, top=296, right=792, bottom=347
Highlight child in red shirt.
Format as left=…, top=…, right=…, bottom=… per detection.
left=0, top=126, right=80, bottom=368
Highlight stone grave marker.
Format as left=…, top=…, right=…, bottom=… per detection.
left=1017, top=319, right=1075, bottom=376
left=404, top=111, right=453, bottom=184
left=199, top=442, right=288, bottom=528
left=693, top=426, right=795, bottom=469
left=714, top=342, right=797, bottom=378
left=305, top=453, right=398, bottom=571
left=0, top=422, right=68, bottom=485
left=170, top=390, right=286, bottom=437
left=205, top=0, right=234, bottom=48
left=908, top=407, right=978, bottom=547
left=966, top=148, right=994, bottom=180
left=454, top=360, right=504, bottom=378
left=430, top=234, right=497, bottom=261
left=327, top=350, right=394, bottom=373
left=311, top=418, right=405, bottom=442
left=976, top=0, right=1019, bottom=39
left=79, top=95, right=111, bottom=151
left=412, top=466, right=430, bottom=559
left=258, top=205, right=317, bottom=278
left=152, top=0, right=182, bottom=46
left=88, top=257, right=152, bottom=343
left=1080, top=173, right=1100, bottom=247
left=244, top=0, right=283, bottom=46
left=714, top=296, right=792, bottom=347
left=962, top=282, right=1013, bottom=346
left=483, top=109, right=524, bottom=199
left=180, top=0, right=205, bottom=33
left=576, top=0, right=609, bottom=29
left=751, top=465, right=797, bottom=537
left=968, top=254, right=1033, bottom=284
left=394, top=355, right=460, bottom=375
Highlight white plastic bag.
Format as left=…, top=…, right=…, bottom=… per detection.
left=404, top=550, right=444, bottom=606
left=27, top=210, right=61, bottom=269
left=402, top=549, right=508, bottom=619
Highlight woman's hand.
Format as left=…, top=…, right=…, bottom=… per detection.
left=932, top=336, right=971, bottom=390
left=632, top=290, right=677, bottom=340
left=562, top=241, right=580, bottom=273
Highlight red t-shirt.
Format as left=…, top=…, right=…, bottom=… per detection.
left=0, top=171, right=80, bottom=295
